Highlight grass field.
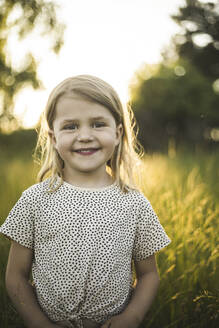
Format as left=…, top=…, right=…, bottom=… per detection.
left=0, top=150, right=218, bottom=328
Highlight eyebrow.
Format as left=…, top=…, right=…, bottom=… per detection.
left=61, top=117, right=109, bottom=124
left=91, top=116, right=108, bottom=120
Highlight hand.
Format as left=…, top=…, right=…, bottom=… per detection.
left=100, top=313, right=140, bottom=328
left=44, top=323, right=65, bottom=328
left=34, top=322, right=63, bottom=328
left=50, top=322, right=73, bottom=328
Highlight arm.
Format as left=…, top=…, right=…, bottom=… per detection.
left=101, top=254, right=160, bottom=328
left=5, top=241, right=59, bottom=328
left=122, top=254, right=160, bottom=324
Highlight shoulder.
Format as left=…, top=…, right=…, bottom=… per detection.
left=21, top=179, right=51, bottom=203
left=119, top=186, right=150, bottom=211
left=123, top=186, right=149, bottom=203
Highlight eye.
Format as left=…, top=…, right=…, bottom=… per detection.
left=63, top=123, right=78, bottom=130
left=93, top=122, right=106, bottom=128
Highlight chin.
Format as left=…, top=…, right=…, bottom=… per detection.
left=76, top=167, right=99, bottom=173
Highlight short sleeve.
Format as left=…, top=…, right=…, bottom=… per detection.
left=132, top=196, right=171, bottom=261
left=0, top=193, right=34, bottom=249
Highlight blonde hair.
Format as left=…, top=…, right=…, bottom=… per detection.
left=34, top=75, right=144, bottom=193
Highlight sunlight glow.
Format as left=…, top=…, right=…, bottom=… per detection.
left=7, top=0, right=185, bottom=129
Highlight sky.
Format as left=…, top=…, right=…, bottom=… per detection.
left=8, top=0, right=186, bottom=128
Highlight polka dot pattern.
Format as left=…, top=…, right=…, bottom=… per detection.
left=0, top=178, right=171, bottom=327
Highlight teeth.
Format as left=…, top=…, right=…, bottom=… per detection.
left=77, top=149, right=97, bottom=152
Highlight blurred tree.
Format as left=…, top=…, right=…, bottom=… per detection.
left=0, top=0, right=65, bottom=132
left=129, top=59, right=219, bottom=153
left=164, top=0, right=219, bottom=82
left=130, top=0, right=219, bottom=153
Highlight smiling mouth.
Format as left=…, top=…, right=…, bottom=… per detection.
left=73, top=148, right=100, bottom=155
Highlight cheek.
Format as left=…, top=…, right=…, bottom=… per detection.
left=55, top=135, right=71, bottom=154
left=102, top=133, right=119, bottom=151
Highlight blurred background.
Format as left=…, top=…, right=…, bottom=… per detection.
left=0, top=0, right=219, bottom=327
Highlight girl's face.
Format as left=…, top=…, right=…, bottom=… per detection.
left=49, top=96, right=123, bottom=184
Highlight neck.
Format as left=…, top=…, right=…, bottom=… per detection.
left=62, top=168, right=114, bottom=189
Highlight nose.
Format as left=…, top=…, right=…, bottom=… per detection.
left=76, top=126, right=94, bottom=142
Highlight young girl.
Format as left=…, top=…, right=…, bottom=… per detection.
left=0, top=75, right=171, bottom=328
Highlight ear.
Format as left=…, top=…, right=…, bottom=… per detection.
left=115, top=123, right=123, bottom=146
left=48, top=129, right=56, bottom=147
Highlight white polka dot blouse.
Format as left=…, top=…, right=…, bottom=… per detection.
left=0, top=178, right=171, bottom=326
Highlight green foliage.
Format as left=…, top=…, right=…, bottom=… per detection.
left=0, top=0, right=65, bottom=132
left=130, top=0, right=219, bottom=153
left=168, top=0, right=219, bottom=81
left=129, top=59, right=219, bottom=152
left=0, top=129, right=37, bottom=161
left=0, top=150, right=219, bottom=327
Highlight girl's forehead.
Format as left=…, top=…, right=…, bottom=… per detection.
left=55, top=96, right=115, bottom=120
